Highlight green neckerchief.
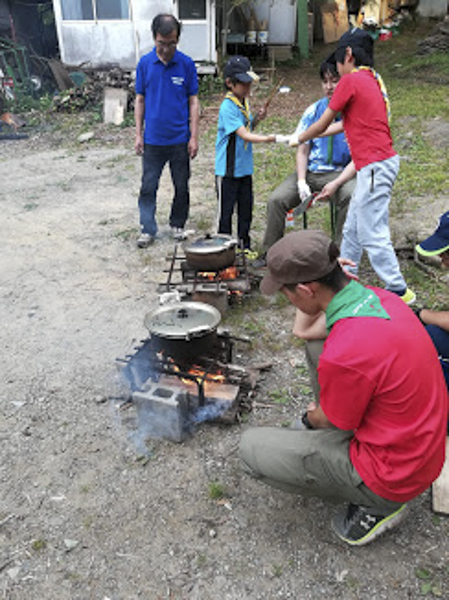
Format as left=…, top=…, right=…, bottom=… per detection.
left=325, top=280, right=390, bottom=334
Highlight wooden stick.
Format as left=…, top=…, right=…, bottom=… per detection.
left=264, top=77, right=285, bottom=109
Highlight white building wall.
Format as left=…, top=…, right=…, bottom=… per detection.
left=52, top=0, right=216, bottom=69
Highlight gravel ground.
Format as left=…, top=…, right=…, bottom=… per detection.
left=1, top=62, right=448, bottom=600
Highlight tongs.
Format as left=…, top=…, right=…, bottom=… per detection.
left=293, top=192, right=319, bottom=217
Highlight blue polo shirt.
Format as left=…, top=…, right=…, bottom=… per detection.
left=294, top=97, right=351, bottom=172
left=135, top=48, right=199, bottom=146
left=215, top=98, right=253, bottom=178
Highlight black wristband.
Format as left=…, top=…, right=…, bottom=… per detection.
left=301, top=411, right=315, bottom=430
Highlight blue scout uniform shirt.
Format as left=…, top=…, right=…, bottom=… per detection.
left=294, top=97, right=351, bottom=172
left=135, top=48, right=198, bottom=146
left=215, top=98, right=254, bottom=178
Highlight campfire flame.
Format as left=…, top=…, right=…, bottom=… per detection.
left=219, top=266, right=238, bottom=280
left=167, top=357, right=226, bottom=387
left=197, top=266, right=238, bottom=281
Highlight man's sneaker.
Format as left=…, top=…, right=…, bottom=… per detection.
left=332, top=503, right=408, bottom=546
left=400, top=288, right=416, bottom=305
left=171, top=227, right=185, bottom=241
left=244, top=248, right=258, bottom=261
left=137, top=233, right=154, bottom=248
left=252, top=254, right=267, bottom=269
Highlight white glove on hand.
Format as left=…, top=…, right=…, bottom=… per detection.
left=297, top=180, right=311, bottom=202
left=288, top=133, right=300, bottom=147
left=274, top=134, right=291, bottom=144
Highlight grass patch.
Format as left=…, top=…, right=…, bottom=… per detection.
left=208, top=481, right=225, bottom=500
left=268, top=388, right=291, bottom=405
left=114, top=227, right=138, bottom=242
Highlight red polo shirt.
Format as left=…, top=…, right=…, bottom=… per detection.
left=319, top=287, right=448, bottom=503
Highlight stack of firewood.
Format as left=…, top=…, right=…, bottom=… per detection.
left=53, top=67, right=135, bottom=113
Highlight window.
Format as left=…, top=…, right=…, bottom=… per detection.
left=178, top=0, right=206, bottom=20
left=61, top=0, right=129, bottom=21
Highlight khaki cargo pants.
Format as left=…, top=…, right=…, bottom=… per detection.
left=239, top=427, right=402, bottom=511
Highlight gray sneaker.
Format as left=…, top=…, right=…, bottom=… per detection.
left=171, top=227, right=185, bottom=241
left=332, top=503, right=408, bottom=546
left=137, top=233, right=154, bottom=248
left=251, top=254, right=267, bottom=269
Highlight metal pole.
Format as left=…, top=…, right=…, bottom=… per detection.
left=297, top=0, right=309, bottom=58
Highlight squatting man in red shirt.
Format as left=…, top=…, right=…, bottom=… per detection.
left=239, top=230, right=448, bottom=545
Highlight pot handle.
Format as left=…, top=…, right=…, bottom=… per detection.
left=223, top=238, right=237, bottom=250
left=185, top=325, right=212, bottom=339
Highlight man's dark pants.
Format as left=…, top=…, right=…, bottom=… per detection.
left=138, top=143, right=190, bottom=236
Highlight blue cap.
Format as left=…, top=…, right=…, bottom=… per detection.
left=416, top=211, right=449, bottom=256
left=224, top=56, right=259, bottom=83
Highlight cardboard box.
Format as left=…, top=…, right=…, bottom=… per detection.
left=321, top=1, right=349, bottom=44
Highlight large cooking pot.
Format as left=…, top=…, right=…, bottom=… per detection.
left=183, top=233, right=237, bottom=271
left=144, top=301, right=221, bottom=360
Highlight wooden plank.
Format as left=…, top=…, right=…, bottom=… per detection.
left=432, top=438, right=449, bottom=514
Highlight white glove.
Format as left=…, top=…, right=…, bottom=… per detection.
left=274, top=134, right=291, bottom=144
left=289, top=133, right=300, bottom=147
left=297, top=180, right=311, bottom=202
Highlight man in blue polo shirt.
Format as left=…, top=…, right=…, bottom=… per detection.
left=134, top=13, right=199, bottom=247
left=253, top=61, right=356, bottom=268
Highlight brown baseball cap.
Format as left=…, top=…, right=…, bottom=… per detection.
left=260, top=230, right=338, bottom=295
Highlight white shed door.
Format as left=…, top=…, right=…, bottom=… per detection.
left=174, top=0, right=215, bottom=63
left=268, top=0, right=297, bottom=44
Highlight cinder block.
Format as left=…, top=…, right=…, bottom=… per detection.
left=132, top=384, right=190, bottom=443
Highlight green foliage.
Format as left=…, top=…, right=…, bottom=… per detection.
left=268, top=388, right=290, bottom=405
left=208, top=481, right=225, bottom=500
left=374, top=20, right=449, bottom=202
left=31, top=539, right=47, bottom=552
left=114, top=227, right=139, bottom=241
left=415, top=566, right=446, bottom=597
left=199, top=74, right=224, bottom=99
left=271, top=563, right=283, bottom=578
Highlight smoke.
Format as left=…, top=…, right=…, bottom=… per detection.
left=189, top=400, right=231, bottom=425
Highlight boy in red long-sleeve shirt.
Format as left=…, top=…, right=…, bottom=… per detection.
left=295, top=28, right=415, bottom=305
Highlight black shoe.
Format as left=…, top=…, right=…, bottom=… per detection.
left=251, top=254, right=267, bottom=269
left=332, top=503, right=408, bottom=546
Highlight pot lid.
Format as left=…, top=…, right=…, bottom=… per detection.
left=183, top=233, right=237, bottom=254
left=144, top=302, right=221, bottom=339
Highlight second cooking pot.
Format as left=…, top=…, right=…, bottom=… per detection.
left=183, top=233, right=237, bottom=271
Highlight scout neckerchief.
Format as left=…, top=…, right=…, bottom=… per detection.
left=352, top=66, right=391, bottom=123
left=226, top=91, right=251, bottom=148
left=326, top=279, right=390, bottom=334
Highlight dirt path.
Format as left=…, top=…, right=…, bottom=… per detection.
left=1, top=95, right=448, bottom=599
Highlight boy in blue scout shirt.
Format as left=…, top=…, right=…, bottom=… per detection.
left=215, top=56, right=276, bottom=254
